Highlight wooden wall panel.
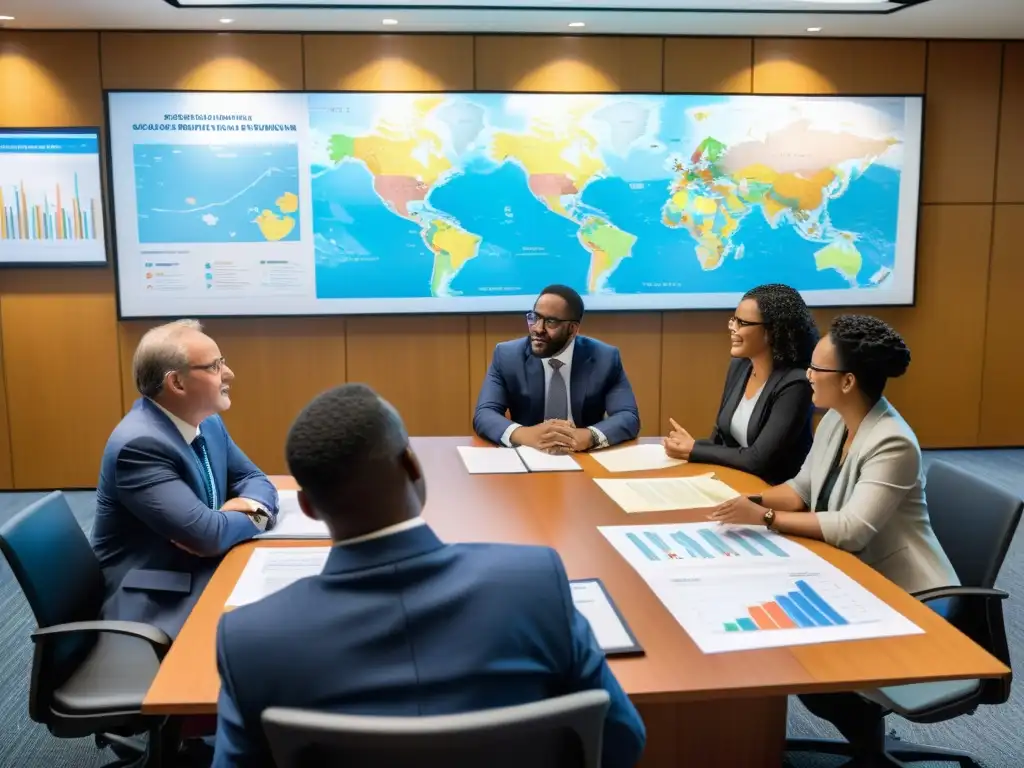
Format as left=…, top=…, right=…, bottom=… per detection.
left=664, top=38, right=752, bottom=94
left=979, top=205, right=1024, bottom=445
left=475, top=36, right=662, bottom=92
left=1, top=271, right=121, bottom=488
left=660, top=311, right=733, bottom=440
left=876, top=205, right=992, bottom=447
left=0, top=32, right=102, bottom=126
left=345, top=316, right=471, bottom=436
left=100, top=33, right=303, bottom=90
left=996, top=44, right=1024, bottom=203
left=922, top=42, right=1003, bottom=204
left=304, top=35, right=474, bottom=91
left=752, top=40, right=926, bottom=94
left=0, top=328, right=12, bottom=489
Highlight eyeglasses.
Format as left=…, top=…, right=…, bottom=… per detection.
left=189, top=357, right=227, bottom=374
left=807, top=363, right=847, bottom=374
left=526, top=311, right=574, bottom=331
left=728, top=316, right=766, bottom=329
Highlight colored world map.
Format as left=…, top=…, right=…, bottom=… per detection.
left=308, top=93, right=915, bottom=302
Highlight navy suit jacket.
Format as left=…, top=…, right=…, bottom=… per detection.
left=473, top=335, right=640, bottom=446
left=212, top=524, right=646, bottom=768
left=689, top=358, right=814, bottom=485
left=91, top=398, right=278, bottom=638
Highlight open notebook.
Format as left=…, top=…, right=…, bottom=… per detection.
left=456, top=445, right=582, bottom=474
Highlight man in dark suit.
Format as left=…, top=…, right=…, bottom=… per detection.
left=473, top=284, right=640, bottom=452
left=212, top=383, right=646, bottom=768
left=91, top=320, right=278, bottom=640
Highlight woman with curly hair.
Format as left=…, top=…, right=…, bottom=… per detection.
left=663, top=283, right=818, bottom=484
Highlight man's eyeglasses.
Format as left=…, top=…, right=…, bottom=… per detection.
left=728, top=316, right=766, bottom=329
left=189, top=357, right=227, bottom=374
left=526, top=312, right=574, bottom=331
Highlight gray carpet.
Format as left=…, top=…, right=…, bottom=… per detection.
left=0, top=449, right=1021, bottom=767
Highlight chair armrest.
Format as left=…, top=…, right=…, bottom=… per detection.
left=31, top=621, right=172, bottom=659
left=912, top=586, right=1008, bottom=603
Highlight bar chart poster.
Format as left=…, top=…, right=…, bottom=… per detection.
left=598, top=523, right=922, bottom=653
left=0, top=129, right=107, bottom=265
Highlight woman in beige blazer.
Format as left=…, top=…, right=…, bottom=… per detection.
left=709, top=314, right=959, bottom=750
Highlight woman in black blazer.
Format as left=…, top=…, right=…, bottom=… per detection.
left=664, top=283, right=819, bottom=484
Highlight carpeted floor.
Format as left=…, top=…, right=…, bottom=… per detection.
left=0, top=449, right=1021, bottom=767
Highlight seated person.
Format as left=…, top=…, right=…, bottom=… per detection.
left=663, top=283, right=818, bottom=484
left=91, top=320, right=278, bottom=639
left=707, top=315, right=959, bottom=750
left=474, top=284, right=640, bottom=452
left=212, top=383, right=646, bottom=768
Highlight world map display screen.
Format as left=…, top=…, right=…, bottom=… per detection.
left=106, top=90, right=922, bottom=318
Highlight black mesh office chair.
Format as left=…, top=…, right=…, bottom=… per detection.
left=262, top=689, right=611, bottom=768
left=0, top=491, right=173, bottom=767
left=787, top=459, right=1022, bottom=767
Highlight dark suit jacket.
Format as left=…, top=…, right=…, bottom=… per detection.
left=212, top=524, right=646, bottom=768
left=91, top=398, right=279, bottom=638
left=473, top=335, right=640, bottom=446
left=689, top=358, right=813, bottom=485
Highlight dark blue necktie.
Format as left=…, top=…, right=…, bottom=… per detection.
left=191, top=434, right=218, bottom=509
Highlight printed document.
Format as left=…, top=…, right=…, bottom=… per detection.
left=590, top=443, right=686, bottom=473
left=256, top=490, right=330, bottom=539
left=594, top=474, right=741, bottom=513
left=457, top=446, right=528, bottom=474
left=226, top=548, right=330, bottom=608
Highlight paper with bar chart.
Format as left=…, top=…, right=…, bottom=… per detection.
left=599, top=523, right=921, bottom=653
left=0, top=130, right=106, bottom=264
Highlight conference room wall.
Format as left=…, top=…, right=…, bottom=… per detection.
left=0, top=32, right=1020, bottom=488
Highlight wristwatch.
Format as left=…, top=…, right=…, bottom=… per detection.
left=762, top=508, right=776, bottom=530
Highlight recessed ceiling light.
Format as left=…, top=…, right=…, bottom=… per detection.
left=0, top=15, right=14, bottom=20
left=382, top=18, right=399, bottom=25
left=807, top=27, right=823, bottom=32
left=568, top=22, right=586, bottom=28
left=219, top=18, right=234, bottom=24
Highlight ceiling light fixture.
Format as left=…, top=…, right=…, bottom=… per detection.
left=0, top=15, right=14, bottom=20
left=382, top=18, right=399, bottom=25
left=568, top=22, right=586, bottom=28
left=219, top=18, right=234, bottom=24
left=807, top=26, right=823, bottom=32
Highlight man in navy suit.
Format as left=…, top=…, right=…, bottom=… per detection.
left=91, top=320, right=278, bottom=640
left=474, top=284, right=640, bottom=452
left=212, top=383, right=646, bottom=768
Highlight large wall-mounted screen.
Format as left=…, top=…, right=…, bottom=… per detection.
left=106, top=90, right=922, bottom=318
left=0, top=128, right=107, bottom=266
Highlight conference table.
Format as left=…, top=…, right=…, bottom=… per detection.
left=143, top=437, right=1009, bottom=767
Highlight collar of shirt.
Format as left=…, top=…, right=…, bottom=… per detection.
left=548, top=336, right=576, bottom=372
left=150, top=398, right=200, bottom=444
left=334, top=517, right=426, bottom=547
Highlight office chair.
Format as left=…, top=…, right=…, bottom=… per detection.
left=787, top=459, right=1022, bottom=767
left=262, top=689, right=611, bottom=768
left=0, top=491, right=173, bottom=767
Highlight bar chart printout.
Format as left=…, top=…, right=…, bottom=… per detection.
left=599, top=524, right=922, bottom=653
left=0, top=130, right=106, bottom=264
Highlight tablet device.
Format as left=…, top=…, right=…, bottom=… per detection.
left=570, top=578, right=644, bottom=657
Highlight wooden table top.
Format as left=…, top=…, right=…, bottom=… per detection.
left=143, top=437, right=1009, bottom=715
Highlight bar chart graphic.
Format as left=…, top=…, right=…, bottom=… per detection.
left=624, top=525, right=793, bottom=563
left=0, top=175, right=100, bottom=242
left=723, top=579, right=849, bottom=632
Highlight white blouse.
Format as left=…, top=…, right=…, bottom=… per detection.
left=729, top=383, right=765, bottom=448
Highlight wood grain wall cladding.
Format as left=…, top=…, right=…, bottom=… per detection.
left=0, top=32, right=1018, bottom=488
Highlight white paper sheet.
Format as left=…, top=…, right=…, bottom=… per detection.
left=457, top=446, right=528, bottom=474
left=590, top=443, right=686, bottom=473
left=226, top=547, right=331, bottom=608
left=571, top=580, right=636, bottom=652
left=515, top=445, right=582, bottom=472
left=594, top=474, right=741, bottom=513
left=598, top=523, right=921, bottom=653
left=256, top=490, right=331, bottom=539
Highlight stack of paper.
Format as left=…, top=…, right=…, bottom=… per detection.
left=594, top=474, right=741, bottom=513
left=226, top=547, right=331, bottom=607
left=256, top=490, right=331, bottom=539
left=590, top=443, right=686, bottom=473
left=456, top=446, right=527, bottom=474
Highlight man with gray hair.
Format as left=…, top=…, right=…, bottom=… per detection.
left=91, top=319, right=278, bottom=639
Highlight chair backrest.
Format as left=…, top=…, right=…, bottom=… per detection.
left=0, top=491, right=106, bottom=719
left=926, top=460, right=1023, bottom=589
left=262, top=690, right=611, bottom=768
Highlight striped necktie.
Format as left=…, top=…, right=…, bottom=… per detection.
left=191, top=434, right=218, bottom=509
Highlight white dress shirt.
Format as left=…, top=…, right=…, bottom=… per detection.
left=335, top=517, right=427, bottom=547
left=500, top=338, right=609, bottom=449
left=728, top=383, right=765, bottom=448
left=150, top=399, right=266, bottom=526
